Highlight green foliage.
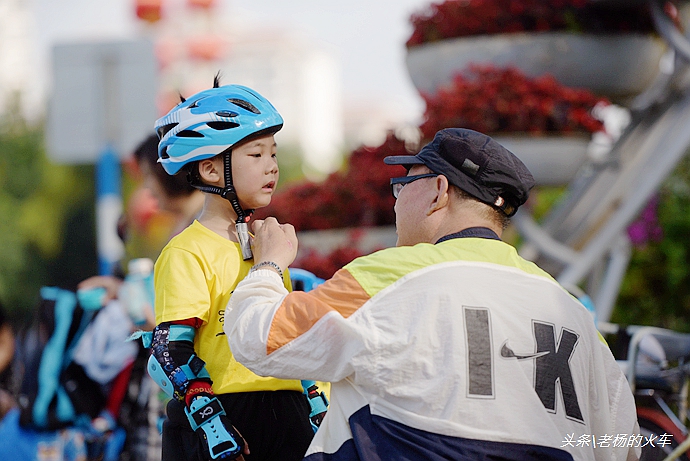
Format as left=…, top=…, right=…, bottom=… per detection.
left=612, top=155, right=690, bottom=332
left=275, top=144, right=308, bottom=188
left=0, top=102, right=95, bottom=324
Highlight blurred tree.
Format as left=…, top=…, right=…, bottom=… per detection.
left=612, top=154, right=690, bottom=332
left=0, top=95, right=95, bottom=324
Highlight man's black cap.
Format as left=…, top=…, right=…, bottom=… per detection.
left=384, top=128, right=535, bottom=216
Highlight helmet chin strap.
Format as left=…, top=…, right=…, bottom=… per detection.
left=190, top=152, right=255, bottom=260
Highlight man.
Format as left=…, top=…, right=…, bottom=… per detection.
left=225, top=128, right=640, bottom=461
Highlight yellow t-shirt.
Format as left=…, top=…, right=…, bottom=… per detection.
left=154, top=220, right=302, bottom=394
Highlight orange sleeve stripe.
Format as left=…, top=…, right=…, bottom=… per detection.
left=267, top=269, right=370, bottom=354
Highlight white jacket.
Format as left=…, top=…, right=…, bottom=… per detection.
left=226, top=236, right=640, bottom=461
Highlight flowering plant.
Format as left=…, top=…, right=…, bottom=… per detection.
left=290, top=230, right=377, bottom=279
left=259, top=65, right=608, bottom=237
left=252, top=134, right=411, bottom=277
left=260, top=65, right=610, bottom=275
left=253, top=133, right=407, bottom=231
left=292, top=245, right=366, bottom=279
left=420, top=65, right=609, bottom=138
left=406, top=0, right=656, bottom=47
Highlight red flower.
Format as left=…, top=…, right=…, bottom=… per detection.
left=254, top=133, right=407, bottom=231
left=406, top=0, right=655, bottom=48
left=256, top=65, right=612, bottom=277
left=420, top=65, right=608, bottom=139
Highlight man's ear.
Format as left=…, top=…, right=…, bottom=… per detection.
left=197, top=157, right=223, bottom=185
left=427, top=175, right=450, bottom=215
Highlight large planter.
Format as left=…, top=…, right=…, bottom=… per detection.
left=406, top=33, right=667, bottom=103
left=492, top=135, right=591, bottom=186
left=296, top=226, right=397, bottom=257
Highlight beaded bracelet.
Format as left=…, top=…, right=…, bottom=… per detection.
left=250, top=261, right=283, bottom=279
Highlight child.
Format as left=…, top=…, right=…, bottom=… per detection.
left=133, top=133, right=204, bottom=239
left=149, top=78, right=314, bottom=461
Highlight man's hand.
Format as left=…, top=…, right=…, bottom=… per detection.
left=251, top=217, right=298, bottom=272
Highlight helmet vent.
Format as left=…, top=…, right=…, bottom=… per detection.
left=207, top=121, right=240, bottom=131
left=160, top=146, right=170, bottom=159
left=228, top=98, right=260, bottom=114
left=216, top=110, right=239, bottom=118
left=157, top=123, right=178, bottom=139
left=177, top=130, right=205, bottom=138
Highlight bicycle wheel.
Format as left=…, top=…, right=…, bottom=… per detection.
left=638, top=407, right=689, bottom=461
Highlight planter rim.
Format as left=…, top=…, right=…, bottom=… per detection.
left=489, top=135, right=591, bottom=186
left=406, top=32, right=667, bottom=103
left=407, top=31, right=661, bottom=50
left=491, top=133, right=592, bottom=139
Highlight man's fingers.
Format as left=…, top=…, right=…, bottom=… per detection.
left=279, top=223, right=298, bottom=250
left=252, top=219, right=265, bottom=234
left=261, top=217, right=280, bottom=231
left=279, top=223, right=296, bottom=237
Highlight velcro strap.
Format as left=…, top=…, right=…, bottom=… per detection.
left=169, top=324, right=195, bottom=342
left=188, top=355, right=206, bottom=376
left=179, top=355, right=211, bottom=381
left=128, top=330, right=153, bottom=348
left=188, top=398, right=224, bottom=431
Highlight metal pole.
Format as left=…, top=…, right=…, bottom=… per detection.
left=95, top=145, right=124, bottom=275
left=95, top=56, right=124, bottom=275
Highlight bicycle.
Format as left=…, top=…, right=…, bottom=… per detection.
left=600, top=323, right=690, bottom=461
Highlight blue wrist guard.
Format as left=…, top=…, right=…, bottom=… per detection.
left=186, top=396, right=244, bottom=460
left=302, top=380, right=329, bottom=433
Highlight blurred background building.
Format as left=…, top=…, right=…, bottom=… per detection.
left=0, top=0, right=39, bottom=119
left=146, top=1, right=345, bottom=176
left=0, top=0, right=428, bottom=176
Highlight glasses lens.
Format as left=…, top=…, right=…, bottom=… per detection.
left=390, top=173, right=438, bottom=199
left=392, top=183, right=403, bottom=199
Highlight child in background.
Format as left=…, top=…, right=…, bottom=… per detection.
left=0, top=299, right=16, bottom=420
left=133, top=133, right=204, bottom=239
left=149, top=77, right=314, bottom=461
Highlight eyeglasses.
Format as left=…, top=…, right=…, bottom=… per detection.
left=390, top=173, right=439, bottom=199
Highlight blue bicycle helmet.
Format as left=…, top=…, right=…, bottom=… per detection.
left=154, top=77, right=284, bottom=260
left=155, top=83, right=283, bottom=176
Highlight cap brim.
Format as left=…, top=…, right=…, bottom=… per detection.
left=383, top=155, right=424, bottom=166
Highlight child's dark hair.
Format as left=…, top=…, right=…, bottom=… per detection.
left=134, top=134, right=196, bottom=198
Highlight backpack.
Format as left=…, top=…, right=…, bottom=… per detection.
left=16, top=286, right=107, bottom=430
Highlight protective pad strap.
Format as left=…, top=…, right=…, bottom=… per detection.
left=186, top=397, right=224, bottom=431
left=185, top=396, right=242, bottom=459
left=168, top=324, right=195, bottom=342
left=180, top=356, right=211, bottom=381
left=128, top=330, right=153, bottom=348
left=149, top=324, right=210, bottom=400
left=302, top=380, right=329, bottom=432
left=135, top=323, right=194, bottom=348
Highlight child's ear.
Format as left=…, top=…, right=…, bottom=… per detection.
left=197, top=157, right=223, bottom=185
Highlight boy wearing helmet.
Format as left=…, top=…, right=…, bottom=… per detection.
left=148, top=77, right=314, bottom=461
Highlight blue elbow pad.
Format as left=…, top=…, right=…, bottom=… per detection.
left=147, top=324, right=210, bottom=401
